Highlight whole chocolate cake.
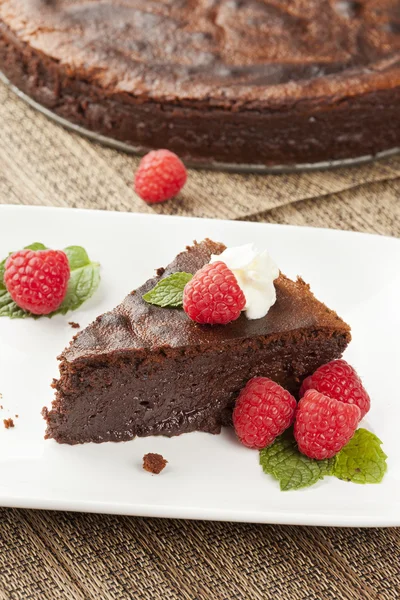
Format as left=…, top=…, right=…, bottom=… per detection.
left=42, top=239, right=351, bottom=444
left=0, top=0, right=399, bottom=166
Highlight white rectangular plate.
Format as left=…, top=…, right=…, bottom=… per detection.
left=0, top=205, right=399, bottom=527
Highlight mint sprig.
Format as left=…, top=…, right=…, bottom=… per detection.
left=59, top=246, right=100, bottom=314
left=259, top=428, right=387, bottom=491
left=260, top=431, right=335, bottom=491
left=333, top=429, right=387, bottom=484
left=143, top=272, right=193, bottom=308
left=24, top=243, right=48, bottom=252
left=0, top=243, right=100, bottom=319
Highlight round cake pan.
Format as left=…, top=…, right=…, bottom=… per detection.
left=2, top=70, right=399, bottom=174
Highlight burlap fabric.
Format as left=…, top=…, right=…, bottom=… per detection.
left=0, top=79, right=399, bottom=600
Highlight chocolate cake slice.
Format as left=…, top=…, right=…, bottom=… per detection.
left=42, top=239, right=351, bottom=444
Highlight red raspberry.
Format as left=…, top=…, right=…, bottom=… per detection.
left=134, top=149, right=187, bottom=203
left=294, top=389, right=360, bottom=459
left=183, top=261, right=246, bottom=325
left=300, top=359, right=370, bottom=420
left=4, top=249, right=70, bottom=315
left=233, top=377, right=297, bottom=449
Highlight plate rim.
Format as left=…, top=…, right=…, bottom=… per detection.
left=1, top=494, right=399, bottom=527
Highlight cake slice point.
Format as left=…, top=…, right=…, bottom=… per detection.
left=42, top=239, right=351, bottom=444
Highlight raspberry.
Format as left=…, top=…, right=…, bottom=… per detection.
left=134, top=149, right=187, bottom=203
left=4, top=249, right=70, bottom=315
left=300, top=359, right=370, bottom=420
left=233, top=377, right=297, bottom=449
left=294, top=389, right=360, bottom=459
left=183, top=261, right=246, bottom=325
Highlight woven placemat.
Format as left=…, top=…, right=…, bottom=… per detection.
left=0, top=79, right=399, bottom=600
left=0, top=510, right=399, bottom=600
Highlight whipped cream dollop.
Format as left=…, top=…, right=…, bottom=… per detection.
left=210, top=244, right=279, bottom=320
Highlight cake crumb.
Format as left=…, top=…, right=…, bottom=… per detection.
left=68, top=321, right=80, bottom=329
left=15, top=415, right=19, bottom=419
left=143, top=453, right=168, bottom=474
left=3, top=418, right=14, bottom=429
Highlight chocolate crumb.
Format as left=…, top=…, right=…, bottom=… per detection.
left=69, top=321, right=80, bottom=329
left=143, top=453, right=168, bottom=474
left=0, top=405, right=3, bottom=410
left=15, top=415, right=19, bottom=418
left=3, top=418, right=14, bottom=429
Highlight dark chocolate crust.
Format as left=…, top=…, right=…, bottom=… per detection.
left=0, top=0, right=399, bottom=165
left=42, top=239, right=351, bottom=444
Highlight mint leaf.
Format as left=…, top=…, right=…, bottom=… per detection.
left=24, top=243, right=47, bottom=252
left=0, top=261, right=6, bottom=291
left=333, top=428, right=387, bottom=484
left=63, top=246, right=90, bottom=270
left=0, top=289, right=27, bottom=318
left=0, top=243, right=100, bottom=318
left=259, top=431, right=335, bottom=491
left=260, top=429, right=388, bottom=491
left=56, top=260, right=100, bottom=315
left=143, top=272, right=193, bottom=308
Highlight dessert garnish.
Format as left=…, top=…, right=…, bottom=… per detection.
left=144, top=243, right=279, bottom=325
left=259, top=431, right=336, bottom=491
left=143, top=272, right=193, bottom=307
left=231, top=359, right=386, bottom=490
left=300, top=359, right=370, bottom=419
left=134, top=150, right=187, bottom=204
left=5, top=248, right=70, bottom=315
left=260, top=429, right=387, bottom=491
left=0, top=243, right=100, bottom=318
left=332, top=429, right=387, bottom=484
left=210, top=244, right=279, bottom=320
left=183, top=261, right=246, bottom=324
left=233, top=378, right=296, bottom=449
left=143, top=453, right=168, bottom=474
left=294, top=390, right=360, bottom=459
